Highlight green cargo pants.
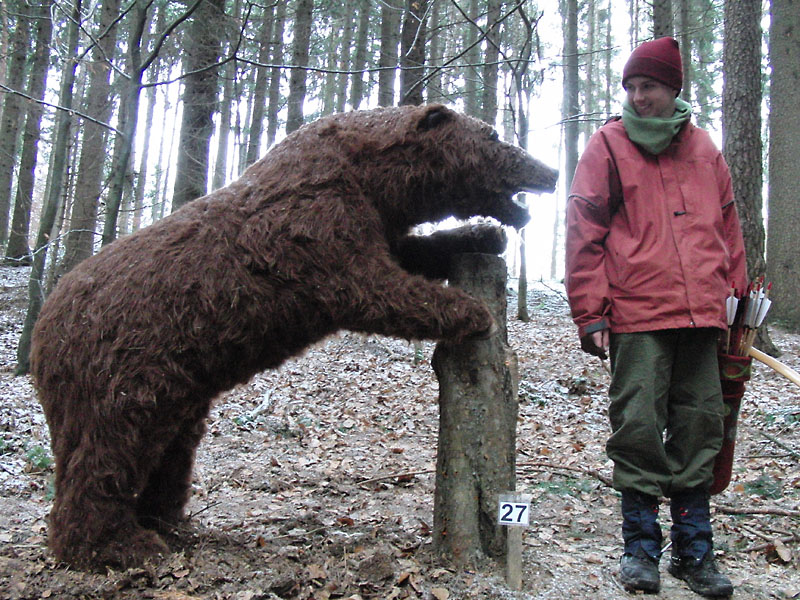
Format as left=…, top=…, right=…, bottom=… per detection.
left=607, top=328, right=724, bottom=498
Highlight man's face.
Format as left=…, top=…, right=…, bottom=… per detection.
left=624, top=76, right=678, bottom=118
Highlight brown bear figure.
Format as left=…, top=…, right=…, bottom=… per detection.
left=31, top=104, right=558, bottom=569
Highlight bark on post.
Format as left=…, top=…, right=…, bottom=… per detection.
left=432, top=253, right=519, bottom=565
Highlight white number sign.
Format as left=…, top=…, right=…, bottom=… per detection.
left=498, top=500, right=530, bottom=527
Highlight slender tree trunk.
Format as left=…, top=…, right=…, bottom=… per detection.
left=135, top=10, right=163, bottom=230
left=266, top=0, right=286, bottom=146
left=0, top=1, right=9, bottom=93
left=151, top=87, right=171, bottom=221
left=349, top=0, right=371, bottom=110
left=215, top=62, right=236, bottom=185
left=5, top=0, right=52, bottom=264
left=102, top=0, right=150, bottom=245
left=693, top=0, right=717, bottom=130
left=335, top=0, right=355, bottom=113
left=286, top=0, right=313, bottom=134
left=583, top=0, right=596, bottom=140
left=172, top=0, right=226, bottom=211
left=244, top=4, right=274, bottom=166
left=0, top=0, right=29, bottom=247
left=563, top=0, right=579, bottom=189
left=462, top=0, right=481, bottom=116
left=378, top=0, right=401, bottom=106
left=678, top=0, right=692, bottom=103
left=320, top=16, right=340, bottom=114
left=59, top=0, right=122, bottom=273
left=481, top=0, right=502, bottom=125
left=399, top=0, right=428, bottom=106
left=433, top=253, right=518, bottom=564
left=604, top=0, right=613, bottom=116
left=236, top=70, right=254, bottom=176
left=518, top=228, right=530, bottom=321
left=629, top=0, right=640, bottom=46
left=425, top=0, right=443, bottom=103
left=766, top=0, right=800, bottom=330
left=17, top=0, right=83, bottom=375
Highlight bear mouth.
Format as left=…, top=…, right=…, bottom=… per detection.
left=492, top=194, right=531, bottom=229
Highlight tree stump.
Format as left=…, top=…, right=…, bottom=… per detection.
left=432, top=253, right=519, bottom=565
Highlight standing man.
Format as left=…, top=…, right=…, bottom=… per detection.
left=565, top=37, right=747, bottom=597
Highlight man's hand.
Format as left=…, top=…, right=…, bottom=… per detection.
left=580, top=329, right=609, bottom=360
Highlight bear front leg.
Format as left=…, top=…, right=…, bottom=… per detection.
left=48, top=472, right=169, bottom=570
left=137, top=413, right=207, bottom=532
left=342, top=256, right=496, bottom=343
left=47, top=411, right=171, bottom=569
left=392, top=223, right=508, bottom=280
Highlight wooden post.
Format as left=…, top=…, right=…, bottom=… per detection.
left=432, top=253, right=519, bottom=565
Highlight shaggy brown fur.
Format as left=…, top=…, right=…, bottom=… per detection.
left=31, top=104, right=558, bottom=569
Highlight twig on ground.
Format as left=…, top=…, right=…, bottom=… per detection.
left=357, top=469, right=435, bottom=486
left=739, top=534, right=799, bottom=554
left=744, top=424, right=800, bottom=460
left=188, top=501, right=222, bottom=519
left=517, top=460, right=613, bottom=488
left=713, top=504, right=800, bottom=518
left=739, top=523, right=777, bottom=542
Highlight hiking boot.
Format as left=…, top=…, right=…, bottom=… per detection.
left=619, top=549, right=661, bottom=593
left=668, top=552, right=733, bottom=597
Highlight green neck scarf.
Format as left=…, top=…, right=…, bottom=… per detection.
left=621, top=97, right=692, bottom=155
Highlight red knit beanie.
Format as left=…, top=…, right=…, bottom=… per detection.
left=622, top=37, right=683, bottom=91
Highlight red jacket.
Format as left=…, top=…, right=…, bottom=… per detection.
left=565, top=119, right=748, bottom=338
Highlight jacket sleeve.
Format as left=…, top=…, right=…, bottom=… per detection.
left=715, top=153, right=749, bottom=289
left=564, top=131, right=618, bottom=338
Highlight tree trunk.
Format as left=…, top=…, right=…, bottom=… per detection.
left=518, top=228, right=530, bottom=321
left=722, top=0, right=777, bottom=352
left=766, top=0, right=800, bottom=330
left=132, top=3, right=166, bottom=232
left=266, top=0, right=286, bottom=146
left=58, top=0, right=122, bottom=273
left=0, top=1, right=9, bottom=93
left=652, top=0, right=673, bottom=37
left=349, top=0, right=371, bottom=110
left=583, top=0, right=596, bottom=140
left=286, top=0, right=314, bottom=134
left=433, top=253, right=518, bottom=564
left=425, top=0, right=443, bottom=103
left=102, top=0, right=149, bottom=245
left=678, top=0, right=692, bottom=103
left=481, top=0, right=502, bottom=125
left=563, top=0, right=579, bottom=189
left=5, top=0, right=52, bottom=264
left=334, top=0, right=355, bottom=113
left=242, top=3, right=272, bottom=167
left=378, top=0, right=401, bottom=106
left=17, top=0, right=83, bottom=375
left=399, top=0, right=428, bottom=106
left=0, top=0, right=29, bottom=247
left=603, top=0, right=613, bottom=116
left=171, top=0, right=226, bottom=211
left=214, top=54, right=236, bottom=186
left=462, top=0, right=481, bottom=116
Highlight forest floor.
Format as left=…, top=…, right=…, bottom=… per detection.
left=0, top=264, right=799, bottom=600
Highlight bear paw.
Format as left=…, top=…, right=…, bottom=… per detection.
left=55, top=526, right=169, bottom=570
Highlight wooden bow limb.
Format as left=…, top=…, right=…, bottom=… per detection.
left=749, top=347, right=800, bottom=388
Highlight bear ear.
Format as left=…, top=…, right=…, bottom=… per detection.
left=417, top=105, right=453, bottom=131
